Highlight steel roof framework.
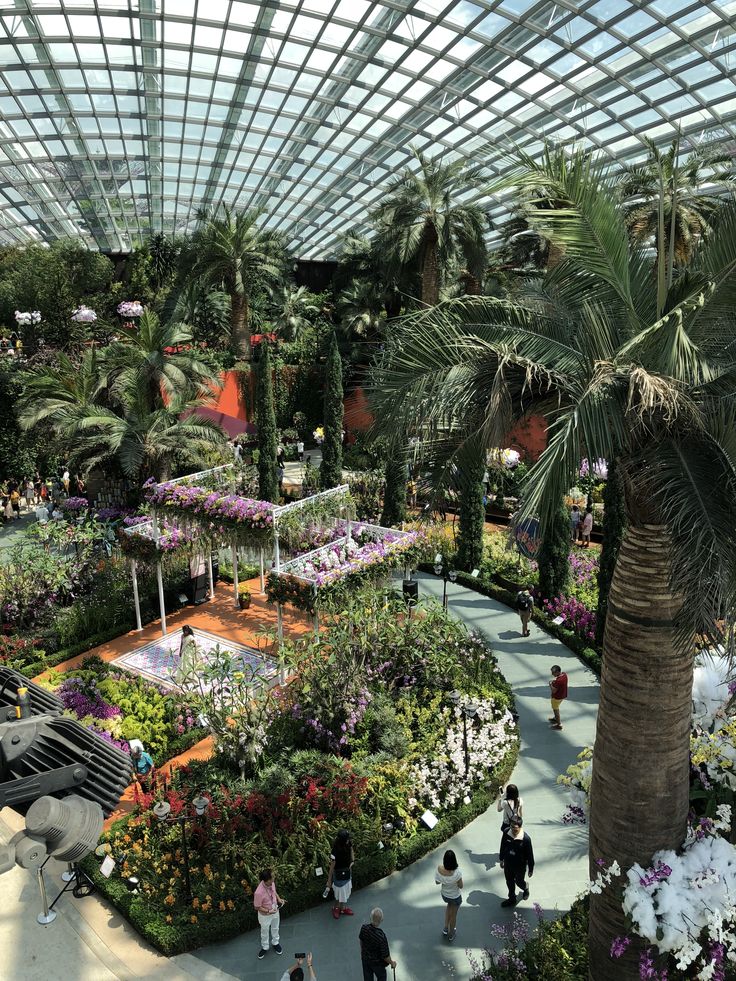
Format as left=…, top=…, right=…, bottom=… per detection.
left=0, top=0, right=734, bottom=255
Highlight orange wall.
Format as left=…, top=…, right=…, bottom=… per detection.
left=207, top=369, right=250, bottom=420
left=507, top=414, right=547, bottom=462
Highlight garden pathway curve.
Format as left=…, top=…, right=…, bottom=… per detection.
left=191, top=573, right=599, bottom=981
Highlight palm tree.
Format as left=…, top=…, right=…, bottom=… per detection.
left=101, top=310, right=222, bottom=409
left=337, top=279, right=385, bottom=341
left=18, top=327, right=226, bottom=483
left=371, top=147, right=736, bottom=980
left=187, top=207, right=286, bottom=359
left=618, top=135, right=735, bottom=267
left=270, top=285, right=320, bottom=342
left=168, top=279, right=231, bottom=349
left=371, top=148, right=490, bottom=306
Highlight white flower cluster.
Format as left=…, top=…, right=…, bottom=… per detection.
left=409, top=700, right=517, bottom=810
left=557, top=745, right=593, bottom=816
left=692, top=650, right=735, bottom=731
left=622, top=810, right=736, bottom=979
left=14, top=310, right=41, bottom=325
left=588, top=859, right=621, bottom=894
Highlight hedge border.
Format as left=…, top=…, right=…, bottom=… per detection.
left=81, top=713, right=520, bottom=955
left=418, top=564, right=602, bottom=678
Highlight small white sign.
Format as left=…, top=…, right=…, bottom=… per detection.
left=420, top=809, right=438, bottom=829
left=315, top=867, right=323, bottom=877
left=471, top=569, right=480, bottom=578
left=100, top=855, right=116, bottom=879
left=377, top=841, right=384, bottom=850
left=552, top=615, right=565, bottom=625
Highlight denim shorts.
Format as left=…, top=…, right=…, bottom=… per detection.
left=442, top=894, right=462, bottom=906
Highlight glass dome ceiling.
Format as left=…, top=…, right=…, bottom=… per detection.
left=1, top=0, right=735, bottom=257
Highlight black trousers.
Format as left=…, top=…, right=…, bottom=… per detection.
left=504, top=863, right=528, bottom=900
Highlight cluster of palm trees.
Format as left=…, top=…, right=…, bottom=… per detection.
left=371, top=141, right=736, bottom=980
left=19, top=312, right=226, bottom=482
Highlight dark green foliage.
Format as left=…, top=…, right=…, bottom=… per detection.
left=381, top=445, right=407, bottom=526
left=596, top=459, right=627, bottom=644
left=537, top=498, right=571, bottom=600
left=320, top=332, right=343, bottom=489
left=456, top=452, right=486, bottom=571
left=0, top=362, right=51, bottom=477
left=256, top=340, right=279, bottom=502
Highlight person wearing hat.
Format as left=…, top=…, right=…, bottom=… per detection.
left=499, top=815, right=534, bottom=907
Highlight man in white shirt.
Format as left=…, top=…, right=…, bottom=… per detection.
left=297, top=440, right=305, bottom=462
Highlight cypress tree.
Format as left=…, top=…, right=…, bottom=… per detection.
left=381, top=443, right=407, bottom=527
left=256, top=339, right=279, bottom=502
left=596, top=459, right=627, bottom=645
left=538, top=498, right=571, bottom=600
left=320, top=332, right=343, bottom=489
left=456, top=451, right=486, bottom=571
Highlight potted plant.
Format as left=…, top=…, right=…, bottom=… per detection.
left=237, top=583, right=251, bottom=610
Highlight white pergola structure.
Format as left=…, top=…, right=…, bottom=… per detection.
left=270, top=521, right=417, bottom=638
left=124, top=465, right=353, bottom=639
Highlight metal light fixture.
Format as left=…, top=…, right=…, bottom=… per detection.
left=433, top=562, right=442, bottom=576
left=192, top=795, right=209, bottom=817
left=449, top=569, right=457, bottom=583
left=153, top=800, right=171, bottom=822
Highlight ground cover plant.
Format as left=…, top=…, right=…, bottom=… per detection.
left=40, top=655, right=205, bottom=761
left=85, top=587, right=518, bottom=954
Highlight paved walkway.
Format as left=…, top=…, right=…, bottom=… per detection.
left=191, top=573, right=599, bottom=981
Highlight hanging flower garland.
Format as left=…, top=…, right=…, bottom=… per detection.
left=145, top=480, right=275, bottom=542
left=118, top=515, right=200, bottom=563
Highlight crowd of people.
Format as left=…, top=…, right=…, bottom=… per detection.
left=0, top=468, right=85, bottom=525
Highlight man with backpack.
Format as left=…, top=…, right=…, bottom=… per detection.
left=516, top=588, right=534, bottom=637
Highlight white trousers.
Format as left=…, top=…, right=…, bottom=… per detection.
left=258, top=910, right=280, bottom=948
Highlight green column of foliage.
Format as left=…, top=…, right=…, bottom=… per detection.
left=537, top=498, right=571, bottom=601
left=456, top=452, right=486, bottom=572
left=320, top=332, right=343, bottom=490
left=256, top=340, right=279, bottom=503
left=381, top=444, right=407, bottom=527
left=596, top=459, right=627, bottom=645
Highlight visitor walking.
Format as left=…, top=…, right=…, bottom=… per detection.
left=130, top=744, right=155, bottom=788
left=497, top=783, right=523, bottom=852
left=24, top=478, right=35, bottom=508
left=175, top=624, right=198, bottom=685
left=325, top=828, right=355, bottom=918
left=253, top=868, right=286, bottom=959
left=434, top=848, right=463, bottom=942
left=515, top=588, right=534, bottom=637
left=570, top=504, right=581, bottom=542
left=499, top=815, right=534, bottom=907
left=280, top=952, right=317, bottom=981
left=580, top=507, right=593, bottom=547
left=277, top=463, right=285, bottom=496
left=359, top=908, right=396, bottom=981
left=297, top=439, right=305, bottom=462
left=548, top=664, right=568, bottom=730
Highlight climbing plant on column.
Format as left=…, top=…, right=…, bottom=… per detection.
left=381, top=441, right=407, bottom=527
left=537, top=498, right=571, bottom=601
left=456, top=449, right=486, bottom=572
left=320, top=331, right=343, bottom=490
left=256, top=338, right=279, bottom=503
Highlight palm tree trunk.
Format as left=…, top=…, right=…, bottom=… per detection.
left=421, top=220, right=440, bottom=306
left=588, top=524, right=693, bottom=980
left=231, top=291, right=251, bottom=360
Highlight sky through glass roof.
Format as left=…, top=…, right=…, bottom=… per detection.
left=0, top=0, right=735, bottom=255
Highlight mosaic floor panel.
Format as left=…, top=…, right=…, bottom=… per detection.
left=112, top=627, right=277, bottom=688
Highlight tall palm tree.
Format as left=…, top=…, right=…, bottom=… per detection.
left=187, top=207, right=286, bottom=359
left=168, top=278, right=231, bottom=349
left=101, top=310, right=222, bottom=409
left=618, top=135, right=735, bottom=268
left=371, top=148, right=490, bottom=306
left=371, top=147, right=736, bottom=980
left=17, top=348, right=103, bottom=429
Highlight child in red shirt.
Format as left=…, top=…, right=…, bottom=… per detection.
left=549, top=665, right=568, bottom=730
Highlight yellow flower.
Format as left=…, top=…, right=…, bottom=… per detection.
left=192, top=898, right=200, bottom=908
left=164, top=894, right=175, bottom=906
left=191, top=915, right=198, bottom=924
left=165, top=915, right=173, bottom=924
left=219, top=901, right=226, bottom=912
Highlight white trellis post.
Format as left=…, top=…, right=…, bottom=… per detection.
left=274, top=529, right=281, bottom=572
left=156, top=560, right=167, bottom=635
left=207, top=551, right=215, bottom=600
left=131, top=559, right=142, bottom=632
left=259, top=547, right=265, bottom=594
left=231, top=543, right=239, bottom=608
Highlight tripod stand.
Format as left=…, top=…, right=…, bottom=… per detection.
left=51, top=861, right=96, bottom=907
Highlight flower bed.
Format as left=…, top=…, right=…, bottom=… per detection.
left=84, top=588, right=518, bottom=955
left=41, top=656, right=205, bottom=761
